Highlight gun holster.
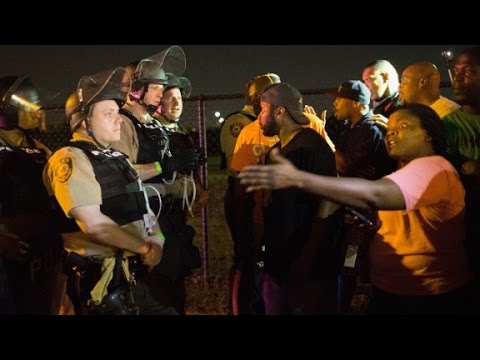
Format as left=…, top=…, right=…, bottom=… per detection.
left=90, top=283, right=139, bottom=315
left=64, top=252, right=139, bottom=315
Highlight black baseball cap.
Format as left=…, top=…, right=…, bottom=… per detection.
left=261, top=83, right=310, bottom=125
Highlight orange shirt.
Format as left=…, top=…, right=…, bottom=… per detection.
left=370, top=156, right=472, bottom=296
left=304, top=113, right=336, bottom=152
left=231, top=120, right=278, bottom=172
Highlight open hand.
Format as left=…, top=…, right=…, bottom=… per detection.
left=238, top=148, right=300, bottom=192
left=368, top=114, right=388, bottom=128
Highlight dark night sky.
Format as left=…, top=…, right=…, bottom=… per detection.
left=0, top=45, right=476, bottom=101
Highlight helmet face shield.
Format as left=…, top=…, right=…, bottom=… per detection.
left=66, top=67, right=129, bottom=130
left=133, top=46, right=186, bottom=87
left=7, top=77, right=42, bottom=112
left=0, top=76, right=42, bottom=113
left=0, top=75, right=49, bottom=130
left=77, top=67, right=129, bottom=109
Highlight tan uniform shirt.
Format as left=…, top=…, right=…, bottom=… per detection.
left=220, top=105, right=255, bottom=176
left=43, top=133, right=149, bottom=257
left=111, top=103, right=144, bottom=162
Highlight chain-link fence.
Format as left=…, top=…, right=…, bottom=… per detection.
left=40, top=83, right=454, bottom=155
left=39, top=89, right=341, bottom=155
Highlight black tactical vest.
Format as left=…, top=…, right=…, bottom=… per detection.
left=161, top=123, right=200, bottom=180
left=0, top=138, right=51, bottom=216
left=120, top=108, right=168, bottom=164
left=59, top=141, right=148, bottom=233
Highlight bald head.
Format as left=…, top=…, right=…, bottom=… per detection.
left=399, top=62, right=441, bottom=105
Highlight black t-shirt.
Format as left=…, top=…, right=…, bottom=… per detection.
left=262, top=128, right=337, bottom=279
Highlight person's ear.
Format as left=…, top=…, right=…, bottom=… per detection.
left=276, top=106, right=286, bottom=118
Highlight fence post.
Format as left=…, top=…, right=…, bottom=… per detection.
left=196, top=95, right=210, bottom=282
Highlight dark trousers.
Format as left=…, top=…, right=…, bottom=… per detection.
left=64, top=252, right=178, bottom=315
left=262, top=273, right=338, bottom=315
left=338, top=211, right=373, bottom=314
left=224, top=177, right=263, bottom=314
left=1, top=232, right=63, bottom=315
left=0, top=257, right=15, bottom=314
left=147, top=196, right=196, bottom=315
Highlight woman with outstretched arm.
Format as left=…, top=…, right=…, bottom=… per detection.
left=239, top=103, right=476, bottom=315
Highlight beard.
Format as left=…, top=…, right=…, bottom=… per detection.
left=262, top=114, right=279, bottom=137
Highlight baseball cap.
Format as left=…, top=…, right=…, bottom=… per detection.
left=261, top=83, right=310, bottom=125
left=332, top=80, right=371, bottom=105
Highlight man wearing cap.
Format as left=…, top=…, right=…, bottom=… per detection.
left=333, top=80, right=396, bottom=180
left=256, top=83, right=341, bottom=314
left=225, top=73, right=281, bottom=315
left=332, top=80, right=396, bottom=313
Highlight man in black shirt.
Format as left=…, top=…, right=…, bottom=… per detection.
left=258, top=83, right=341, bottom=314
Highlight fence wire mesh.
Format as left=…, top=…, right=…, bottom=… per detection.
left=38, top=83, right=453, bottom=154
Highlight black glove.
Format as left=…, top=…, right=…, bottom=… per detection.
left=161, top=148, right=200, bottom=174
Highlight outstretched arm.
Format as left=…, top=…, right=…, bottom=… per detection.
left=238, top=148, right=405, bottom=211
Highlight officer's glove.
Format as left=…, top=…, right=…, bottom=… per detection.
left=161, top=148, right=200, bottom=173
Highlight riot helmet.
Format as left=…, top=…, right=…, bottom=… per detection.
left=131, top=46, right=186, bottom=91
left=164, top=72, right=192, bottom=98
left=65, top=67, right=129, bottom=133
left=245, top=73, right=281, bottom=116
left=0, top=75, right=43, bottom=130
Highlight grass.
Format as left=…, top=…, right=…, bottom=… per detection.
left=184, top=156, right=370, bottom=315
left=185, top=156, right=232, bottom=315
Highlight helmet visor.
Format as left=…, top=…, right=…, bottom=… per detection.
left=6, top=77, right=42, bottom=112
left=135, top=46, right=186, bottom=84
left=77, top=67, right=129, bottom=109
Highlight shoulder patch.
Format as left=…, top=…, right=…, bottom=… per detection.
left=230, top=122, right=245, bottom=138
left=54, top=157, right=73, bottom=183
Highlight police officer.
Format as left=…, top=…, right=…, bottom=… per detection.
left=112, top=49, right=202, bottom=314
left=113, top=45, right=199, bottom=197
left=0, top=75, right=62, bottom=314
left=43, top=67, right=176, bottom=315
left=150, top=72, right=206, bottom=314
